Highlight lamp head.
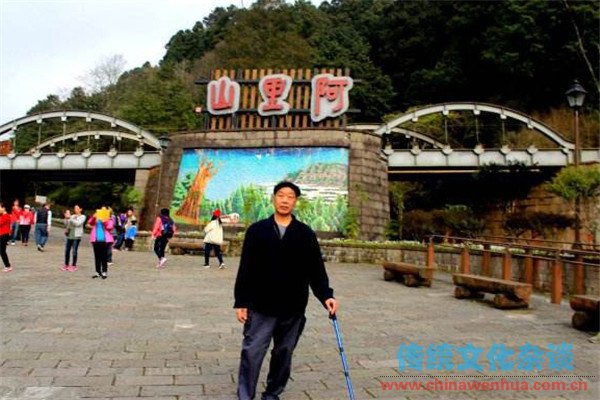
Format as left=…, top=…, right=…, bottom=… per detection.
left=565, top=80, right=587, bottom=109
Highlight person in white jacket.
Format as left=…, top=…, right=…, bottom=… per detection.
left=203, top=209, right=225, bottom=269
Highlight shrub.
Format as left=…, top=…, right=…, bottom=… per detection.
left=503, top=211, right=574, bottom=239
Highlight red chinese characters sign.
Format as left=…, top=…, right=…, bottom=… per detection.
left=258, top=74, right=293, bottom=116
left=310, top=73, right=353, bottom=122
left=206, top=73, right=353, bottom=121
left=207, top=76, right=240, bottom=115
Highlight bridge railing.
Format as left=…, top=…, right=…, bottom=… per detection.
left=426, top=234, right=599, bottom=304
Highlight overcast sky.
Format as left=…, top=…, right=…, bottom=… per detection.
left=0, top=0, right=320, bottom=124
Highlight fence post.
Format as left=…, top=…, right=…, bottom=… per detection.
left=460, top=245, right=470, bottom=274
left=551, top=253, right=563, bottom=304
left=482, top=243, right=491, bottom=277
left=532, top=256, right=541, bottom=290
left=427, top=239, right=435, bottom=268
left=523, top=248, right=533, bottom=284
left=502, top=248, right=512, bottom=280
left=573, top=254, right=585, bottom=295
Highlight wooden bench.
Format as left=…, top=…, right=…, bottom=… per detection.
left=168, top=239, right=229, bottom=256
left=453, top=273, right=532, bottom=309
left=570, top=295, right=600, bottom=332
left=382, top=261, right=434, bottom=287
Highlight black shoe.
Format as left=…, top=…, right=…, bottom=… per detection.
left=101, top=275, right=107, bottom=279
left=261, top=394, right=280, bottom=400
left=92, top=275, right=100, bottom=279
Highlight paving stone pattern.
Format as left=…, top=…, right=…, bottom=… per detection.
left=1, top=235, right=598, bottom=399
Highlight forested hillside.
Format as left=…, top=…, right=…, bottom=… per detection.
left=22, top=0, right=599, bottom=144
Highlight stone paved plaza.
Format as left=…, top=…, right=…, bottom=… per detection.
left=1, top=234, right=598, bottom=400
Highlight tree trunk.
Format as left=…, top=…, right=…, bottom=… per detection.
left=175, top=159, right=215, bottom=223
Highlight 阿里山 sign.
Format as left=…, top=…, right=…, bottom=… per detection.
left=206, top=73, right=353, bottom=122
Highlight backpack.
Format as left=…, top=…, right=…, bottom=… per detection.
left=95, top=220, right=106, bottom=242
left=161, top=216, right=174, bottom=238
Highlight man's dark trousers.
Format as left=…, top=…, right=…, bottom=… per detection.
left=238, top=310, right=306, bottom=400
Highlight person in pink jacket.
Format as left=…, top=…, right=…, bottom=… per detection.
left=87, top=209, right=114, bottom=279
left=151, top=208, right=176, bottom=268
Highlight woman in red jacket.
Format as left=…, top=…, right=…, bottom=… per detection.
left=0, top=202, right=13, bottom=272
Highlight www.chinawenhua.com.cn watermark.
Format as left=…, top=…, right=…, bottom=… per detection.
left=379, top=377, right=589, bottom=392
left=376, top=342, right=595, bottom=393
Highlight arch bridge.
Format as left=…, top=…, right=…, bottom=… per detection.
left=0, top=111, right=161, bottom=170
left=353, top=102, right=599, bottom=171
left=1, top=103, right=598, bottom=172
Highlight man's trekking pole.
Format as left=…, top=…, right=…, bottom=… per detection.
left=329, top=313, right=356, bottom=400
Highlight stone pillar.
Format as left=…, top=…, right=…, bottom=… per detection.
left=140, top=167, right=159, bottom=230
left=134, top=169, right=149, bottom=202
left=348, top=131, right=390, bottom=240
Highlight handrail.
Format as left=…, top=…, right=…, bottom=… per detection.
left=480, top=234, right=598, bottom=249
left=426, top=234, right=598, bottom=304
left=428, top=235, right=599, bottom=259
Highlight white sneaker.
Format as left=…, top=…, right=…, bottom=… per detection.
left=203, top=264, right=211, bottom=269
left=219, top=263, right=226, bottom=269
left=107, top=262, right=114, bottom=267
left=159, top=257, right=167, bottom=268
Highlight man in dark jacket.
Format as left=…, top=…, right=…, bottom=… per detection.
left=234, top=181, right=338, bottom=400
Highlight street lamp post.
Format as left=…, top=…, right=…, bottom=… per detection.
left=154, top=135, right=172, bottom=214
left=565, top=80, right=587, bottom=248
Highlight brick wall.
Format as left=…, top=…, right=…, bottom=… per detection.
left=133, top=232, right=598, bottom=297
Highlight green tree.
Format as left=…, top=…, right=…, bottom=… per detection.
left=121, top=186, right=142, bottom=209
left=171, top=172, right=195, bottom=209
left=27, top=95, right=64, bottom=118
left=544, top=165, right=600, bottom=245
left=231, top=187, right=245, bottom=214
left=470, top=162, right=543, bottom=215
left=162, top=5, right=239, bottom=65
left=373, top=0, right=598, bottom=111
left=113, top=64, right=199, bottom=132
left=199, top=197, right=214, bottom=221
left=315, top=0, right=394, bottom=121
left=46, top=182, right=139, bottom=212
left=388, top=182, right=419, bottom=240
left=214, top=3, right=315, bottom=68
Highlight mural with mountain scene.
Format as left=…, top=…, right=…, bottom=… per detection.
left=170, top=147, right=348, bottom=231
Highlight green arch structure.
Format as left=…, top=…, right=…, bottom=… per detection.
left=0, top=110, right=160, bottom=149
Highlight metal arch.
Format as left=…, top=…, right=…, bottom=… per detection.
left=0, top=110, right=160, bottom=148
left=29, top=130, right=159, bottom=152
left=373, top=102, right=574, bottom=150
left=348, top=124, right=445, bottom=148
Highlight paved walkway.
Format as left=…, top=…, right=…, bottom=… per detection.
left=0, top=235, right=598, bottom=400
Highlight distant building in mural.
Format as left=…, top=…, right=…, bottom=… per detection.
left=170, top=147, right=349, bottom=232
